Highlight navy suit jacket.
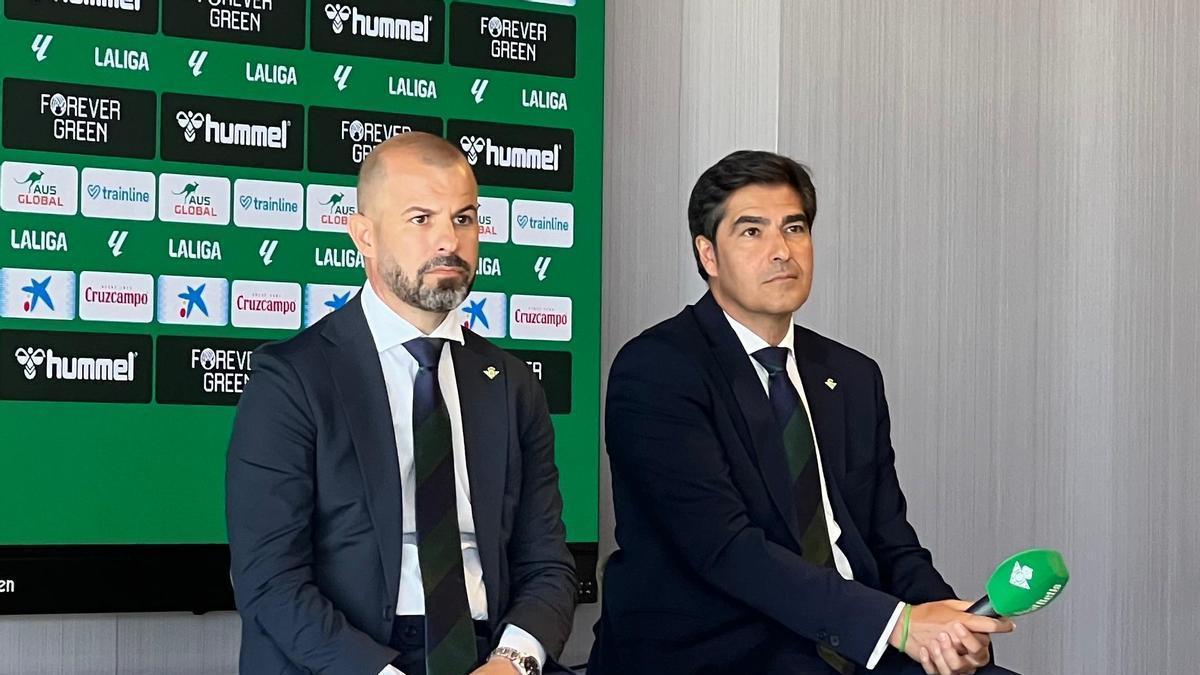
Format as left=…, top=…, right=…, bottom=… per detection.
left=226, top=295, right=576, bottom=675
left=589, top=293, right=956, bottom=674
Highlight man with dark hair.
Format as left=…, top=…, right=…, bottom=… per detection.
left=227, top=132, right=576, bottom=675
left=589, top=150, right=1017, bottom=675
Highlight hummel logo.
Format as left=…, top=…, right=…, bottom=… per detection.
left=176, top=111, right=205, bottom=142
left=31, top=34, right=53, bottom=62
left=325, top=3, right=352, bottom=33
left=188, top=50, right=208, bottom=77
left=14, top=348, right=45, bottom=380
left=259, top=239, right=279, bottom=266
left=333, top=64, right=353, bottom=91
left=108, top=230, right=129, bottom=258
left=459, top=136, right=486, bottom=165
left=471, top=78, right=489, bottom=104
left=1009, top=561, right=1034, bottom=590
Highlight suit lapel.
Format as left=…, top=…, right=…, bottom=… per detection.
left=795, top=353, right=847, bottom=484
left=692, top=293, right=803, bottom=546
left=321, top=296, right=405, bottom=604
left=795, top=332, right=879, bottom=584
left=451, top=336, right=507, bottom=619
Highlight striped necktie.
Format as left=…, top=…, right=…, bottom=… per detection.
left=753, top=346, right=855, bottom=675
left=404, top=337, right=477, bottom=675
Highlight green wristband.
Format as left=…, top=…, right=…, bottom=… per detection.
left=899, top=604, right=913, bottom=652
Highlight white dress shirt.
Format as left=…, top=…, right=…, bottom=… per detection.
left=361, top=281, right=545, bottom=675
left=724, top=312, right=903, bottom=670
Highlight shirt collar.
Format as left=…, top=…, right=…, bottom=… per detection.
left=359, top=280, right=465, bottom=354
left=723, top=310, right=796, bottom=361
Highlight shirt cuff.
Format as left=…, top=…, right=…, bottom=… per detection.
left=497, top=623, right=547, bottom=671
left=866, top=602, right=906, bottom=670
left=379, top=666, right=405, bottom=675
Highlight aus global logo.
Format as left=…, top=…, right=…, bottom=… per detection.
left=1, top=161, right=78, bottom=216
left=159, top=173, right=229, bottom=225
left=306, top=184, right=357, bottom=232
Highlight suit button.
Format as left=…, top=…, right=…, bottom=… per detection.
left=405, top=624, right=419, bottom=639
left=830, top=636, right=841, bottom=647
left=817, top=630, right=828, bottom=640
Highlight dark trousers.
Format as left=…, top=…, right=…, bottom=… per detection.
left=388, top=616, right=493, bottom=675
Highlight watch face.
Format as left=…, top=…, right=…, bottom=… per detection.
left=522, top=656, right=540, bottom=675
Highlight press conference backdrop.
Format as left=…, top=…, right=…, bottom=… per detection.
left=0, top=0, right=602, bottom=615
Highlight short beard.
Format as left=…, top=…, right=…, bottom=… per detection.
left=382, top=254, right=474, bottom=312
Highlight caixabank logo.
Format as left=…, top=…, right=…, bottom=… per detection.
left=303, top=283, right=359, bottom=327
left=162, top=0, right=305, bottom=49
left=308, top=106, right=443, bottom=175
left=162, top=93, right=304, bottom=170
left=0, top=267, right=76, bottom=321
left=156, top=336, right=267, bottom=406
left=311, top=0, right=445, bottom=63
left=450, top=2, right=576, bottom=78
left=2, top=79, right=156, bottom=159
left=4, top=0, right=157, bottom=34
left=448, top=120, right=573, bottom=191
left=0, top=329, right=152, bottom=403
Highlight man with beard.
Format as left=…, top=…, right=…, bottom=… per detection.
left=227, top=132, right=576, bottom=675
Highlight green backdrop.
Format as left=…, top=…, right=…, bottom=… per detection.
left=0, top=0, right=601, bottom=547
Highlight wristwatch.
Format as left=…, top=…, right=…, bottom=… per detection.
left=490, top=646, right=540, bottom=675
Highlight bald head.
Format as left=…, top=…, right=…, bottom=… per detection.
left=356, top=132, right=472, bottom=217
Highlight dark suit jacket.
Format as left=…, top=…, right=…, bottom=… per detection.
left=589, top=293, right=956, bottom=675
left=227, top=295, right=576, bottom=675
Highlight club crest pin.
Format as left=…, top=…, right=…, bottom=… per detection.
left=483, top=366, right=500, bottom=380
left=825, top=378, right=837, bottom=390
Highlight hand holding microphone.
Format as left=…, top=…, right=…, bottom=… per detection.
left=893, top=549, right=1069, bottom=675
left=890, top=599, right=1013, bottom=674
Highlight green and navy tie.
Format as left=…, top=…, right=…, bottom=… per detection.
left=405, top=337, right=477, bottom=675
left=753, top=346, right=855, bottom=675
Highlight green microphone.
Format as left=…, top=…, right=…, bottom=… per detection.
left=966, top=548, right=1070, bottom=618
